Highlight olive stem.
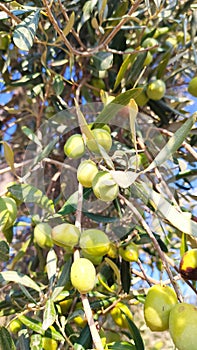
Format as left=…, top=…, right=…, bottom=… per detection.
left=74, top=182, right=104, bottom=350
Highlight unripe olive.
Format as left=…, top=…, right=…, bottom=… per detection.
left=110, top=302, right=133, bottom=329
left=141, top=37, right=158, bottom=53
left=51, top=223, right=80, bottom=250
left=92, top=171, right=119, bottom=202
left=88, top=123, right=111, bottom=134
left=80, top=229, right=110, bottom=257
left=146, top=79, right=166, bottom=100
left=144, top=284, right=178, bottom=331
left=169, top=302, right=197, bottom=350
left=188, top=77, right=197, bottom=97
left=42, top=337, right=58, bottom=350
left=0, top=197, right=17, bottom=230
left=73, top=302, right=87, bottom=327
left=70, top=258, right=96, bottom=294
left=135, top=90, right=149, bottom=107
left=179, top=248, right=197, bottom=280
left=34, top=222, right=53, bottom=249
left=9, top=319, right=22, bottom=334
left=59, top=298, right=72, bottom=315
left=119, top=242, right=139, bottom=262
left=86, top=128, right=112, bottom=154
left=77, top=160, right=98, bottom=188
left=64, top=134, right=85, bottom=159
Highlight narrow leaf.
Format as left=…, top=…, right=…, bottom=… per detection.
left=51, top=258, right=72, bottom=301
left=13, top=10, right=40, bottom=51
left=105, top=257, right=121, bottom=286
left=46, top=249, right=57, bottom=284
left=126, top=316, right=144, bottom=350
left=128, top=99, right=138, bottom=158
left=110, top=170, right=139, bottom=188
left=114, top=53, right=137, bottom=90
left=21, top=126, right=42, bottom=147
left=140, top=182, right=197, bottom=236
left=0, top=271, right=41, bottom=292
left=1, top=141, right=15, bottom=175
left=145, top=113, right=197, bottom=172
left=56, top=12, right=75, bottom=42
left=42, top=299, right=56, bottom=330
left=95, top=88, right=142, bottom=125
left=0, top=241, right=9, bottom=262
left=8, top=183, right=55, bottom=214
left=19, top=315, right=64, bottom=341
left=0, top=327, right=16, bottom=350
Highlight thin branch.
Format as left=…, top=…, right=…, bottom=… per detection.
left=57, top=0, right=86, bottom=50
left=42, top=0, right=142, bottom=56
left=119, top=193, right=183, bottom=302
left=0, top=3, right=21, bottom=24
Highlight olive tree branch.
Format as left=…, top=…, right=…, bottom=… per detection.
left=42, top=0, right=142, bottom=56
left=118, top=193, right=183, bottom=302
left=0, top=3, right=21, bottom=24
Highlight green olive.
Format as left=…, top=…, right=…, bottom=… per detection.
left=80, top=228, right=110, bottom=257
left=92, top=171, right=119, bottom=202
left=119, top=242, right=139, bottom=262
left=77, top=160, right=98, bottom=188
left=34, top=222, right=53, bottom=248
left=51, top=223, right=80, bottom=250
left=9, top=319, right=22, bottom=334
left=144, top=284, right=178, bottom=331
left=42, top=337, right=58, bottom=350
left=70, top=258, right=96, bottom=294
left=188, top=77, right=197, bottom=97
left=110, top=302, right=133, bottom=329
left=169, top=302, right=197, bottom=350
left=64, top=134, right=85, bottom=159
left=141, top=37, right=159, bottom=53
left=86, top=128, right=112, bottom=154
left=146, top=79, right=166, bottom=100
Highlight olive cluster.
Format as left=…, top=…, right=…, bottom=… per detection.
left=64, top=123, right=119, bottom=202
left=144, top=280, right=197, bottom=350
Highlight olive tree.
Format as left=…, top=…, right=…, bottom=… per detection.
left=0, top=1, right=197, bottom=349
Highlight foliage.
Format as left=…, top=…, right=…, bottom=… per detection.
left=0, top=0, right=197, bottom=349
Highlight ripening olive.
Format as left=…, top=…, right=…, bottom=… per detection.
left=34, top=222, right=53, bottom=249
left=92, top=171, right=119, bottom=202
left=80, top=228, right=110, bottom=257
left=51, top=223, right=80, bottom=250
left=77, top=160, right=98, bottom=188
left=64, top=134, right=85, bottom=159
left=70, top=258, right=96, bottom=294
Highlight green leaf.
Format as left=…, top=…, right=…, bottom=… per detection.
left=0, top=271, right=41, bottom=292
left=94, top=88, right=142, bottom=125
left=51, top=258, right=72, bottom=301
left=46, top=249, right=57, bottom=285
left=74, top=324, right=92, bottom=349
left=42, top=299, right=56, bottom=331
left=53, top=75, right=64, bottom=96
left=139, top=182, right=197, bottom=236
left=110, top=170, right=139, bottom=188
left=21, top=126, right=42, bottom=147
left=13, top=10, right=40, bottom=51
left=92, top=51, right=113, bottom=70
left=0, top=241, right=9, bottom=262
left=114, top=53, right=137, bottom=90
left=126, top=317, right=144, bottom=350
left=120, top=260, right=131, bottom=294
left=0, top=327, right=16, bottom=350
left=145, top=113, right=197, bottom=172
left=8, top=184, right=55, bottom=214
left=1, top=141, right=15, bottom=175
left=56, top=12, right=75, bottom=42
left=19, top=315, right=64, bottom=341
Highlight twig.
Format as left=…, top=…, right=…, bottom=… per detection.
left=131, top=267, right=181, bottom=286
left=0, top=3, right=21, bottom=24
left=57, top=0, right=86, bottom=50
left=42, top=0, right=142, bottom=56
left=119, top=193, right=183, bottom=302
